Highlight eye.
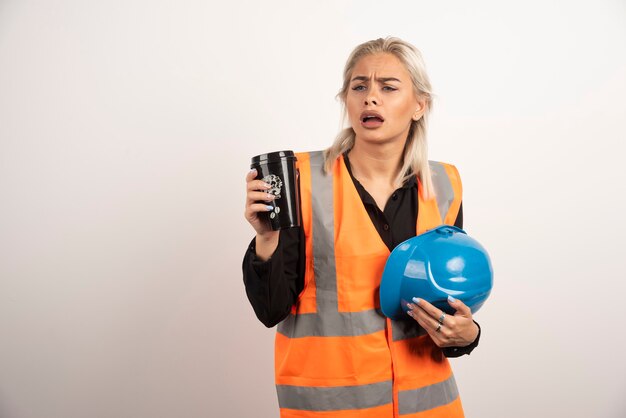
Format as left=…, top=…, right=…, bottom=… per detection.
left=383, top=86, right=397, bottom=91
left=352, top=85, right=366, bottom=91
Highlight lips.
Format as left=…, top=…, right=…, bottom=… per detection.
left=360, top=110, right=385, bottom=128
left=360, top=110, right=385, bottom=123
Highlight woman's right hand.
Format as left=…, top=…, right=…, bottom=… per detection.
left=244, top=169, right=279, bottom=258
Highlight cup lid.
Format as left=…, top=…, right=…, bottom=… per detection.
left=251, top=150, right=296, bottom=164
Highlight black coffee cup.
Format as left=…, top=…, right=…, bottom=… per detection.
left=250, top=150, right=301, bottom=230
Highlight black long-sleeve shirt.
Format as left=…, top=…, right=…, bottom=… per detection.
left=242, top=153, right=481, bottom=357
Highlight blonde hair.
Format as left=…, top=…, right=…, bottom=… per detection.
left=323, top=37, right=436, bottom=199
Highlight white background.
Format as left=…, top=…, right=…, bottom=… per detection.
left=1, top=1, right=625, bottom=417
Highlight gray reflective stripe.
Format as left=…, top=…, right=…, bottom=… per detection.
left=392, top=318, right=428, bottom=341
left=398, top=374, right=459, bottom=415
left=278, top=309, right=385, bottom=337
left=277, top=380, right=392, bottom=411
left=309, top=151, right=337, bottom=313
left=277, top=151, right=386, bottom=338
left=429, top=161, right=454, bottom=222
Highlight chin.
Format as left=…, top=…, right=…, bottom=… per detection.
left=355, top=130, right=395, bottom=144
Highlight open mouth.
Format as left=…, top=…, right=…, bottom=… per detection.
left=360, top=112, right=385, bottom=128
left=362, top=115, right=384, bottom=123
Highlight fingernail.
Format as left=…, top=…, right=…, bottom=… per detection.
left=265, top=205, right=274, bottom=211
left=448, top=295, right=456, bottom=303
left=407, top=310, right=414, bottom=317
left=406, top=303, right=415, bottom=310
left=267, top=193, right=275, bottom=200
left=412, top=297, right=421, bottom=304
left=263, top=183, right=272, bottom=189
left=249, top=168, right=257, bottom=173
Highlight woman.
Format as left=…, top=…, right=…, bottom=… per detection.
left=243, top=37, right=480, bottom=418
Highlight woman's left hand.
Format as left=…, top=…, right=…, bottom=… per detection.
left=407, top=295, right=479, bottom=348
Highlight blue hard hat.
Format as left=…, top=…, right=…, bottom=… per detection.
left=380, top=225, right=493, bottom=320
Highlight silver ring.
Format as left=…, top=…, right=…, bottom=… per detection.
left=435, top=323, right=442, bottom=333
left=438, top=313, right=445, bottom=325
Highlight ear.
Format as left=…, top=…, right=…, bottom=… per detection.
left=412, top=97, right=427, bottom=121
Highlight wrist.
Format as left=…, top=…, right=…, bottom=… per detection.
left=256, top=230, right=279, bottom=242
left=466, top=322, right=479, bottom=346
left=255, top=231, right=279, bottom=261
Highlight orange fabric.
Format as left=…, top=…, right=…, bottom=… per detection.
left=334, top=157, right=390, bottom=312
left=392, top=335, right=454, bottom=391
left=275, top=331, right=391, bottom=386
left=416, top=176, right=443, bottom=234
left=442, top=164, right=463, bottom=226
left=275, top=153, right=464, bottom=418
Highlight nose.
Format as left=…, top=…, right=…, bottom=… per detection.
left=364, top=92, right=379, bottom=106
left=365, top=97, right=378, bottom=106
left=364, top=97, right=378, bottom=106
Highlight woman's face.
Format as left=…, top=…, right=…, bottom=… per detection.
left=346, top=52, right=426, bottom=147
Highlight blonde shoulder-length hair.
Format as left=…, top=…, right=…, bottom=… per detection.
left=323, top=37, right=436, bottom=200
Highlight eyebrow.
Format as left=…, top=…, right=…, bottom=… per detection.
left=350, top=76, right=402, bottom=83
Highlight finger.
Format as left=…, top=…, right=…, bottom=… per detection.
left=407, top=308, right=432, bottom=330
left=246, top=203, right=275, bottom=216
left=247, top=191, right=277, bottom=203
left=246, top=168, right=258, bottom=182
left=411, top=297, right=445, bottom=322
left=407, top=308, right=446, bottom=344
left=408, top=303, right=443, bottom=329
left=247, top=179, right=272, bottom=192
left=447, top=295, right=472, bottom=317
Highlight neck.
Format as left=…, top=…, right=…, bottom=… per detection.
left=347, top=140, right=404, bottom=186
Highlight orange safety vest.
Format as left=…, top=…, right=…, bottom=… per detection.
left=275, top=151, right=464, bottom=418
